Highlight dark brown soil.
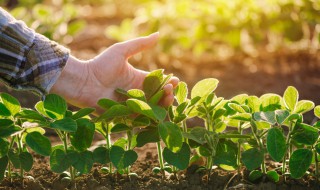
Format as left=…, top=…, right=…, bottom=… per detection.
left=0, top=149, right=319, bottom=190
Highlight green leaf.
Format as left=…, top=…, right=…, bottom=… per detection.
left=266, top=170, right=279, bottom=182
left=289, top=149, right=312, bottom=179
left=113, top=137, right=127, bottom=149
left=35, top=101, right=49, bottom=117
left=8, top=149, right=20, bottom=168
left=248, top=170, right=263, bottom=182
left=0, top=103, right=11, bottom=116
left=19, top=152, right=33, bottom=172
left=71, top=108, right=95, bottom=120
left=158, top=122, right=183, bottom=152
left=260, top=94, right=281, bottom=112
left=283, top=86, right=298, bottom=111
left=72, top=151, right=93, bottom=174
left=174, top=82, right=188, bottom=104
left=163, top=142, right=190, bottom=170
left=25, top=131, right=52, bottom=156
left=149, top=90, right=164, bottom=105
left=97, top=98, right=119, bottom=110
left=191, top=78, right=219, bottom=99
left=0, top=125, right=21, bottom=138
left=228, top=103, right=246, bottom=113
left=214, top=140, right=238, bottom=170
left=97, top=105, right=131, bottom=121
left=110, top=146, right=138, bottom=170
left=294, top=100, right=315, bottom=114
left=0, top=156, right=8, bottom=181
left=15, top=109, right=46, bottom=122
left=315, top=106, right=320, bottom=119
left=292, top=123, right=319, bottom=145
left=275, top=110, right=290, bottom=125
left=50, top=149, right=76, bottom=173
left=241, top=148, right=264, bottom=171
left=253, top=111, right=276, bottom=125
left=127, top=89, right=146, bottom=102
left=126, top=99, right=156, bottom=120
left=0, top=93, right=21, bottom=116
left=132, top=116, right=150, bottom=127
left=266, top=128, right=286, bottom=162
left=150, top=104, right=167, bottom=121
left=71, top=118, right=95, bottom=151
left=50, top=117, right=77, bottom=132
left=182, top=127, right=207, bottom=144
left=143, top=69, right=164, bottom=99
left=136, top=127, right=160, bottom=147
left=43, top=94, right=67, bottom=119
left=315, top=143, right=320, bottom=154
left=230, top=113, right=252, bottom=121
left=0, top=138, right=9, bottom=158
left=246, top=96, right=261, bottom=113
left=0, top=119, right=13, bottom=128
left=111, top=123, right=130, bottom=133
left=93, top=147, right=110, bottom=164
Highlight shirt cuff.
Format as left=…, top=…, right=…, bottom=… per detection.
left=25, top=33, right=70, bottom=95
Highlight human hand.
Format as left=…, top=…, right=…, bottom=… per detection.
left=50, top=33, right=179, bottom=111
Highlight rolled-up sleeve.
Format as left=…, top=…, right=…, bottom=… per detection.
left=0, top=7, right=69, bottom=96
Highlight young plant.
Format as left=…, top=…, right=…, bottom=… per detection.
left=34, top=94, right=95, bottom=181
left=0, top=93, right=52, bottom=181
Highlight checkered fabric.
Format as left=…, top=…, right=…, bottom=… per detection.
left=0, top=7, right=69, bottom=96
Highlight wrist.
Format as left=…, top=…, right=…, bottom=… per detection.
left=50, top=55, right=87, bottom=105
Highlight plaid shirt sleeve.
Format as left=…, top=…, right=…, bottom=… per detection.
left=0, top=7, right=69, bottom=97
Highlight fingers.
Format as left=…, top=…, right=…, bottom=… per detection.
left=114, top=32, right=159, bottom=58
left=167, top=76, right=179, bottom=88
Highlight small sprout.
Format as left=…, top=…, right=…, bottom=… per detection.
left=248, top=170, right=263, bottom=182
left=152, top=167, right=161, bottom=174
left=59, top=171, right=71, bottom=178
left=164, top=166, right=173, bottom=173
left=100, top=167, right=110, bottom=174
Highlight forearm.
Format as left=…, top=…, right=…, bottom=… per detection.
left=50, top=55, right=87, bottom=105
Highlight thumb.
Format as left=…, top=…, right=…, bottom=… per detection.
left=115, top=32, right=159, bottom=58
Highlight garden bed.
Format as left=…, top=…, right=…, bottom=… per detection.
left=0, top=150, right=318, bottom=190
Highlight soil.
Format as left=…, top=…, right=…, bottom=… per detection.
left=0, top=150, right=319, bottom=190
left=1, top=5, right=320, bottom=190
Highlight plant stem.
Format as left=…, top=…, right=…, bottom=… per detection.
left=8, top=136, right=16, bottom=180
left=156, top=142, right=165, bottom=178
left=61, top=132, right=75, bottom=180
left=126, top=129, right=133, bottom=174
left=237, top=124, right=243, bottom=176
left=104, top=122, right=113, bottom=173
left=314, top=148, right=319, bottom=181
left=250, top=124, right=266, bottom=174
left=17, top=135, right=24, bottom=178
left=282, top=123, right=293, bottom=174
left=260, top=139, right=266, bottom=174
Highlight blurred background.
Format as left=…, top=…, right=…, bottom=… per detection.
left=0, top=0, right=320, bottom=120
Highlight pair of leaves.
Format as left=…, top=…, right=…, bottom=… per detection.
left=241, top=148, right=264, bottom=171
left=163, top=142, right=190, bottom=170
left=50, top=149, right=93, bottom=174
left=8, top=150, right=33, bottom=172
left=110, top=146, right=137, bottom=170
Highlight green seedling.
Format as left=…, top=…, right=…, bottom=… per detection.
left=0, top=93, right=50, bottom=181
left=34, top=94, right=95, bottom=181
